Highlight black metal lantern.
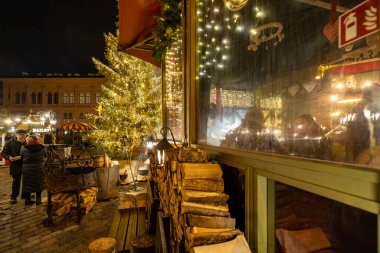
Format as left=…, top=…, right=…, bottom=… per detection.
left=154, top=127, right=179, bottom=166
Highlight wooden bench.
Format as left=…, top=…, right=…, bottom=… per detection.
left=108, top=208, right=147, bottom=252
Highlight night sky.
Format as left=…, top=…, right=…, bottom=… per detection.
left=0, top=0, right=118, bottom=77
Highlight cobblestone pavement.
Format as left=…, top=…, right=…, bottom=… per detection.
left=0, top=165, right=118, bottom=253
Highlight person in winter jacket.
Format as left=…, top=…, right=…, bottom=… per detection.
left=20, top=135, right=46, bottom=205
left=1, top=129, right=27, bottom=204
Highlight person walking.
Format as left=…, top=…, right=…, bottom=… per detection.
left=20, top=135, right=46, bottom=205
left=63, top=133, right=73, bottom=158
left=43, top=132, right=53, bottom=144
left=1, top=129, right=27, bottom=204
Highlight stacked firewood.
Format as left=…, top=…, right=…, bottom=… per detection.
left=155, top=147, right=250, bottom=252
left=48, top=187, right=98, bottom=216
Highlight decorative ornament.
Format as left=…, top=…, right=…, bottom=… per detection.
left=247, top=22, right=284, bottom=51
left=224, top=0, right=249, bottom=11
left=323, top=0, right=338, bottom=43
left=288, top=85, right=300, bottom=97
left=303, top=80, right=317, bottom=93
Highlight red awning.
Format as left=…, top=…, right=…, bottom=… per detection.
left=118, top=0, right=161, bottom=67
left=329, top=58, right=380, bottom=75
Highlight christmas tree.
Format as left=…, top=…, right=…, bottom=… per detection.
left=90, top=32, right=161, bottom=159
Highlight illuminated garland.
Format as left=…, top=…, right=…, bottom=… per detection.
left=153, top=0, right=182, bottom=60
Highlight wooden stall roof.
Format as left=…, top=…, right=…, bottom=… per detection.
left=118, top=0, right=161, bottom=68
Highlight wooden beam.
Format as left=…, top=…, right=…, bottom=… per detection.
left=294, top=0, right=349, bottom=13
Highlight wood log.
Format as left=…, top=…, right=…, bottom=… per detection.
left=135, top=192, right=147, bottom=208
left=181, top=163, right=223, bottom=180
left=189, top=235, right=251, bottom=253
left=186, top=228, right=243, bottom=247
left=181, top=201, right=230, bottom=217
left=187, top=214, right=236, bottom=229
left=190, top=227, right=234, bottom=233
left=88, top=237, right=116, bottom=253
left=181, top=190, right=229, bottom=204
left=181, top=178, right=224, bottom=193
left=118, top=193, right=135, bottom=210
left=171, top=160, right=178, bottom=173
left=130, top=234, right=155, bottom=253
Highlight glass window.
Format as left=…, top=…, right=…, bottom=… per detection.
left=69, top=92, right=74, bottom=104
left=79, top=92, right=85, bottom=104
left=80, top=113, right=85, bottom=119
left=68, top=113, right=73, bottom=119
left=31, top=92, right=37, bottom=104
left=21, top=92, right=26, bottom=104
left=37, top=92, right=42, bottom=104
left=196, top=0, right=380, bottom=167
left=63, top=113, right=67, bottom=119
left=95, top=92, right=100, bottom=103
left=53, top=92, right=58, bottom=104
left=47, top=92, right=53, bottom=104
left=15, top=92, right=20, bottom=104
left=85, top=92, right=91, bottom=104
left=165, top=32, right=184, bottom=141
left=63, top=93, right=69, bottom=104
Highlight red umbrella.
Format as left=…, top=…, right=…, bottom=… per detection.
left=56, top=120, right=96, bottom=131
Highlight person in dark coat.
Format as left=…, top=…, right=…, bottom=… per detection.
left=63, top=133, right=73, bottom=158
left=20, top=135, right=46, bottom=205
left=1, top=129, right=27, bottom=204
left=44, top=132, right=53, bottom=144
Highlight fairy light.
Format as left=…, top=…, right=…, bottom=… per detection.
left=236, top=25, right=244, bottom=32
left=250, top=29, right=257, bottom=35
left=256, top=10, right=264, bottom=17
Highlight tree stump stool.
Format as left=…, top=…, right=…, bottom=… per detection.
left=131, top=234, right=155, bottom=253
left=88, top=237, right=116, bottom=253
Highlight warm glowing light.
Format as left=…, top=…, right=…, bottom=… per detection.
left=236, top=25, right=244, bottom=31
left=315, top=75, right=321, bottom=80
left=363, top=81, right=372, bottom=88
left=336, top=82, right=344, bottom=89
left=4, top=119, right=12, bottom=125
left=250, top=29, right=257, bottom=35
left=256, top=10, right=264, bottom=17
left=337, top=98, right=361, bottom=104
left=330, top=95, right=338, bottom=102
left=331, top=111, right=341, bottom=117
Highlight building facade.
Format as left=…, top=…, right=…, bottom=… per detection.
left=0, top=77, right=103, bottom=124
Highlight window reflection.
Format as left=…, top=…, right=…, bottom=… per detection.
left=165, top=32, right=184, bottom=141
left=197, top=0, right=380, bottom=167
